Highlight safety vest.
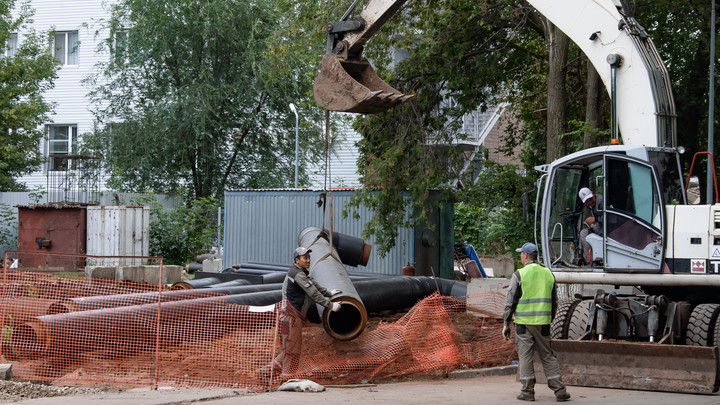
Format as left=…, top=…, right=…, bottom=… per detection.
left=514, top=262, right=555, bottom=325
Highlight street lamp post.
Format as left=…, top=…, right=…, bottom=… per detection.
left=289, top=103, right=299, bottom=188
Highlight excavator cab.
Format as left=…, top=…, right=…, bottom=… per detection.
left=313, top=0, right=414, bottom=114
left=539, top=146, right=677, bottom=272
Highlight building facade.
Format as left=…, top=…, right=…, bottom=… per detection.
left=13, top=0, right=112, bottom=191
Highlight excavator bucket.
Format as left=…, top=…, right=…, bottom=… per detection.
left=535, top=341, right=720, bottom=394
left=313, top=52, right=414, bottom=114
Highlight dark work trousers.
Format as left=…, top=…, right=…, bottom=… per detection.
left=515, top=324, right=563, bottom=384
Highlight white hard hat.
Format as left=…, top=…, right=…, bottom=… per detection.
left=578, top=187, right=594, bottom=203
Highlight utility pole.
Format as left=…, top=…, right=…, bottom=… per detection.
left=708, top=0, right=716, bottom=202
left=289, top=103, right=299, bottom=188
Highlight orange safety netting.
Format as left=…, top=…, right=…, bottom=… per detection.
left=0, top=259, right=515, bottom=391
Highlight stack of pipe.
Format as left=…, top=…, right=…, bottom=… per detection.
left=187, top=253, right=222, bottom=274
left=7, top=227, right=470, bottom=358
left=11, top=276, right=465, bottom=359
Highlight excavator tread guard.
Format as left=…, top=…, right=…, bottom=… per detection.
left=313, top=53, right=414, bottom=114
left=534, top=340, right=720, bottom=394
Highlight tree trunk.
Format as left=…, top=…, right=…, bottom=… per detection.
left=584, top=58, right=603, bottom=149
left=546, top=22, right=569, bottom=163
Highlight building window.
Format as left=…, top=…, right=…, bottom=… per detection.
left=52, top=31, right=78, bottom=65
left=4, top=33, right=17, bottom=58
left=47, top=124, right=78, bottom=171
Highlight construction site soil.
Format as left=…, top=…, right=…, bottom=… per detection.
left=0, top=309, right=515, bottom=402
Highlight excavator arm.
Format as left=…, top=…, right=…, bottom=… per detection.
left=527, top=0, right=676, bottom=147
left=315, top=0, right=676, bottom=148
left=313, top=0, right=414, bottom=114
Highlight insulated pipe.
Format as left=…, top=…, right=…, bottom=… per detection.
left=235, top=263, right=290, bottom=272
left=1, top=297, right=56, bottom=325
left=47, top=283, right=284, bottom=314
left=224, top=270, right=287, bottom=284
left=329, top=231, right=373, bottom=267
left=240, top=261, right=386, bottom=279
left=13, top=290, right=285, bottom=359
left=171, top=277, right=222, bottom=290
left=187, top=263, right=204, bottom=273
left=353, top=277, right=467, bottom=313
left=553, top=272, right=720, bottom=287
left=208, top=279, right=252, bottom=288
left=298, top=227, right=371, bottom=340
left=11, top=276, right=467, bottom=358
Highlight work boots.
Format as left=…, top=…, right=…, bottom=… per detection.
left=548, top=378, right=571, bottom=402
left=516, top=378, right=535, bottom=401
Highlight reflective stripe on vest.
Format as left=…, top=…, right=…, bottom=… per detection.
left=514, top=262, right=554, bottom=325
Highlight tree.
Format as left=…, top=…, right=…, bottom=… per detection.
left=0, top=0, right=59, bottom=191
left=282, top=0, right=717, bottom=255
left=84, top=0, right=326, bottom=200
left=343, top=0, right=554, bottom=253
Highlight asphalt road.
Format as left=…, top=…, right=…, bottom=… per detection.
left=13, top=372, right=720, bottom=405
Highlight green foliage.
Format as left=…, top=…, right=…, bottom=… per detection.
left=343, top=0, right=546, bottom=253
left=0, top=203, right=17, bottom=250
left=83, top=0, right=326, bottom=199
left=455, top=161, right=535, bottom=257
left=0, top=0, right=59, bottom=191
left=131, top=195, right=221, bottom=266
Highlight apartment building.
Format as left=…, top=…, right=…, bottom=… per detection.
left=9, top=0, right=518, bottom=193
left=12, top=0, right=111, bottom=192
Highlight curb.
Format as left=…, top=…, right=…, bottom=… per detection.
left=448, top=364, right=517, bottom=379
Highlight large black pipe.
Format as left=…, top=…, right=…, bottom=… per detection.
left=48, top=283, right=283, bottom=314
left=171, top=277, right=223, bottom=289
left=12, top=277, right=467, bottom=358
left=234, top=263, right=289, bottom=272
left=208, top=279, right=253, bottom=288
left=194, top=270, right=286, bottom=285
left=298, top=227, right=371, bottom=341
left=241, top=261, right=394, bottom=279
left=13, top=290, right=285, bottom=359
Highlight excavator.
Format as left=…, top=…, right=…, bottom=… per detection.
left=313, top=0, right=720, bottom=395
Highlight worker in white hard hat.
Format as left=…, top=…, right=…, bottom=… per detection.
left=578, top=187, right=604, bottom=265
left=260, top=246, right=341, bottom=377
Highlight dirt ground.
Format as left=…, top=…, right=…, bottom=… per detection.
left=0, top=309, right=513, bottom=402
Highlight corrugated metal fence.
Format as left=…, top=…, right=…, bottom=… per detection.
left=224, top=190, right=413, bottom=275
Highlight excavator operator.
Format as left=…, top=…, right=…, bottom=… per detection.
left=578, top=187, right=604, bottom=265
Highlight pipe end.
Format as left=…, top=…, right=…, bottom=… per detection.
left=359, top=243, right=372, bottom=267
left=323, top=297, right=367, bottom=341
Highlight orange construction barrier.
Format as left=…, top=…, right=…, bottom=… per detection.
left=0, top=253, right=515, bottom=391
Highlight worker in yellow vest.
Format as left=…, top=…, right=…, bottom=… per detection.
left=503, top=242, right=571, bottom=402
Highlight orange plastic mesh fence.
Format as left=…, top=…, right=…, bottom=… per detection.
left=0, top=270, right=515, bottom=391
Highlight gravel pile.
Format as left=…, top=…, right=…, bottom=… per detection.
left=0, top=380, right=107, bottom=402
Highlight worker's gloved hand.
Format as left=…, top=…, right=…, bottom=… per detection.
left=502, top=324, right=511, bottom=341
left=331, top=302, right=342, bottom=312
left=330, top=289, right=342, bottom=296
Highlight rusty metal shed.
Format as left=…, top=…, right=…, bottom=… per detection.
left=17, top=204, right=87, bottom=270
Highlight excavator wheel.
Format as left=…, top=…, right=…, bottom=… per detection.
left=686, top=303, right=720, bottom=346
left=551, top=299, right=581, bottom=339
left=713, top=312, right=720, bottom=348
left=566, top=300, right=592, bottom=340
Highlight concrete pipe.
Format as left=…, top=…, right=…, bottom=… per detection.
left=298, top=227, right=371, bottom=341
